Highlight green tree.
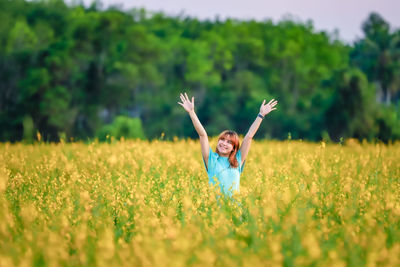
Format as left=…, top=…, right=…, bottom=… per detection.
left=351, top=12, right=400, bottom=104
left=325, top=68, right=376, bottom=141
left=6, top=19, right=38, bottom=52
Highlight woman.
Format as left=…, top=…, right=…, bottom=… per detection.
left=178, top=92, right=277, bottom=196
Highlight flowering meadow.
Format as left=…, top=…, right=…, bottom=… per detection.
left=0, top=139, right=399, bottom=266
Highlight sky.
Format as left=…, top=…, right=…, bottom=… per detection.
left=80, top=0, right=400, bottom=43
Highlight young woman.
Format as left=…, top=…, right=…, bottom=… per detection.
left=178, top=92, right=277, bottom=196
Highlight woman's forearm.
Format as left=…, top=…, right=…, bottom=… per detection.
left=240, top=99, right=277, bottom=164
left=188, top=110, right=207, bottom=137
left=240, top=116, right=263, bottom=164
left=245, top=117, right=263, bottom=139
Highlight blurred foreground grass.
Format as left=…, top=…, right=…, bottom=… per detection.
left=0, top=139, right=399, bottom=266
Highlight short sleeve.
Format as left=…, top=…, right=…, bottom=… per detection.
left=203, top=147, right=216, bottom=172
left=236, top=149, right=245, bottom=173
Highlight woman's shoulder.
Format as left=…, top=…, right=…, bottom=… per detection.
left=236, top=149, right=242, bottom=159
left=209, top=147, right=218, bottom=157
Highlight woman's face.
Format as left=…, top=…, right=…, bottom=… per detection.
left=217, top=137, right=234, bottom=156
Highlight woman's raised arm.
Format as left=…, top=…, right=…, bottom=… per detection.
left=178, top=93, right=210, bottom=169
left=240, top=99, right=278, bottom=165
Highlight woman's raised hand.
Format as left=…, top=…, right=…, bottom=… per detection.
left=178, top=92, right=194, bottom=113
left=260, top=99, right=278, bottom=116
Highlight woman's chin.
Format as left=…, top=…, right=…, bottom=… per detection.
left=219, top=150, right=230, bottom=156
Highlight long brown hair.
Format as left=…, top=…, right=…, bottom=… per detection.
left=216, top=130, right=240, bottom=168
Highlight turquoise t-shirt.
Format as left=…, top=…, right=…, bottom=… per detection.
left=203, top=147, right=245, bottom=196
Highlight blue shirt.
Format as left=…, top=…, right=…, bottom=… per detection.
left=203, top=147, right=245, bottom=196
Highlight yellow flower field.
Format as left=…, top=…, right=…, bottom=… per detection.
left=0, top=139, right=399, bottom=266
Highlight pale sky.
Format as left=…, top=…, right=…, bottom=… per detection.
left=80, top=0, right=400, bottom=43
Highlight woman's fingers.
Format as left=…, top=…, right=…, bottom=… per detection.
left=268, top=100, right=278, bottom=107
left=268, top=99, right=275, bottom=105
left=180, top=94, right=186, bottom=103
left=180, top=92, right=194, bottom=105
left=178, top=102, right=184, bottom=106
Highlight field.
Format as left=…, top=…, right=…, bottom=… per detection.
left=0, top=139, right=399, bottom=266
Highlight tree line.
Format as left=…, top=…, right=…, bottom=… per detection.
left=0, top=0, right=399, bottom=142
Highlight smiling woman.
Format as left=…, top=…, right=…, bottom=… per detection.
left=206, top=130, right=243, bottom=195
left=178, top=92, right=278, bottom=196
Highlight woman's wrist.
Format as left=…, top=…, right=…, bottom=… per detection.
left=257, top=113, right=265, bottom=119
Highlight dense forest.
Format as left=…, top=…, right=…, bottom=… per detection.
left=0, top=0, right=399, bottom=142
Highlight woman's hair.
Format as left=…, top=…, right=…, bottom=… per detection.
left=216, top=130, right=240, bottom=168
